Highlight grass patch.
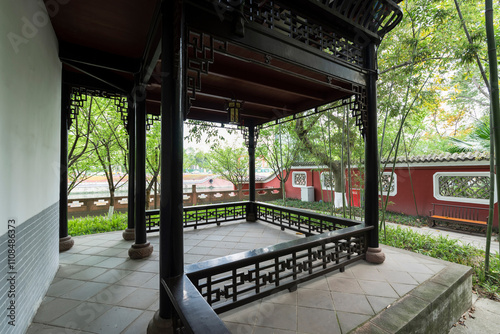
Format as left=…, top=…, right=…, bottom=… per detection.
left=269, top=199, right=424, bottom=226
left=68, top=213, right=127, bottom=236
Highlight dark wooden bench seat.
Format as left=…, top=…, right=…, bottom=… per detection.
left=428, top=203, right=488, bottom=230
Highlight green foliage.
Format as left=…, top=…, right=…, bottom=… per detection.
left=68, top=213, right=127, bottom=236
left=207, top=142, right=248, bottom=188
left=448, top=117, right=490, bottom=153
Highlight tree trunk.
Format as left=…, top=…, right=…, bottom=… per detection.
left=109, top=188, right=115, bottom=219
left=332, top=164, right=346, bottom=209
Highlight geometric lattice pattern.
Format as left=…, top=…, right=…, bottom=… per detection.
left=293, top=172, right=307, bottom=187
left=380, top=174, right=395, bottom=195
left=68, top=87, right=128, bottom=130
left=438, top=175, right=490, bottom=200
left=347, top=85, right=368, bottom=137
left=321, top=172, right=335, bottom=190
left=187, top=231, right=367, bottom=313
left=243, top=1, right=364, bottom=67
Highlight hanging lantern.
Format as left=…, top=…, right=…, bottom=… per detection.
left=227, top=98, right=242, bottom=125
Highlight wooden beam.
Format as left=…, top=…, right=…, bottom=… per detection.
left=59, top=41, right=140, bottom=73
left=63, top=61, right=133, bottom=93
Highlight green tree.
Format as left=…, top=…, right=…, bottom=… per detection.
left=448, top=118, right=490, bottom=153
left=88, top=97, right=129, bottom=217
left=67, top=95, right=99, bottom=195
left=146, top=120, right=161, bottom=209
left=257, top=121, right=299, bottom=203
left=207, top=143, right=248, bottom=192
left=294, top=104, right=364, bottom=210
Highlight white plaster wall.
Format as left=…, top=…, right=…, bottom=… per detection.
left=0, top=1, right=61, bottom=236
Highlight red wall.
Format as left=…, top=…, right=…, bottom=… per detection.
left=262, top=165, right=498, bottom=227
left=382, top=166, right=498, bottom=227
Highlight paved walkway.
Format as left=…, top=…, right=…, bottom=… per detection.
left=384, top=223, right=500, bottom=334
left=27, top=221, right=464, bottom=334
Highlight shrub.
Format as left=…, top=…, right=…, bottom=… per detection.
left=68, top=213, right=127, bottom=236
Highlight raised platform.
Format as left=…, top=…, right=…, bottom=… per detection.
left=28, top=221, right=472, bottom=333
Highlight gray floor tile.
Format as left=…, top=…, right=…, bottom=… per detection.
left=118, top=271, right=156, bottom=287
left=93, top=269, right=133, bottom=284
left=90, top=285, right=137, bottom=305
left=256, top=303, right=297, bottom=331
left=50, top=301, right=113, bottom=329
left=366, top=295, right=398, bottom=313
left=390, top=282, right=417, bottom=297
left=60, top=282, right=109, bottom=301
left=336, top=311, right=371, bottom=333
left=94, top=257, right=128, bottom=268
left=298, top=288, right=334, bottom=310
left=33, top=298, right=82, bottom=323
left=297, top=306, right=340, bottom=334
left=83, top=306, right=142, bottom=334
left=69, top=267, right=108, bottom=281
left=224, top=321, right=254, bottom=334
left=332, top=292, right=374, bottom=315
left=118, top=288, right=159, bottom=309
left=358, top=280, right=399, bottom=298
left=122, top=310, right=155, bottom=334
left=46, top=279, right=86, bottom=297
left=327, top=276, right=363, bottom=294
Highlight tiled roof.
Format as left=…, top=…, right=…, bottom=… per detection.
left=292, top=151, right=490, bottom=167
left=383, top=151, right=489, bottom=164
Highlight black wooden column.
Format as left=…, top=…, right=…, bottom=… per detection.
left=247, top=125, right=257, bottom=221
left=364, top=43, right=385, bottom=264
left=123, top=97, right=136, bottom=240
left=148, top=1, right=185, bottom=331
left=59, top=84, right=74, bottom=252
left=128, top=90, right=153, bottom=259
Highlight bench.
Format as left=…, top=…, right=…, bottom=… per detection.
left=428, top=203, right=488, bottom=231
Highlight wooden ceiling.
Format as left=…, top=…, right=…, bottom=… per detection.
left=48, top=0, right=401, bottom=126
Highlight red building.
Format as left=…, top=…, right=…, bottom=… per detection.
left=260, top=152, right=498, bottom=228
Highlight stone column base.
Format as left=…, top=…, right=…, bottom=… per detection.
left=366, top=247, right=385, bottom=264
left=59, top=236, right=74, bottom=252
left=122, top=228, right=135, bottom=241
left=246, top=212, right=256, bottom=222
left=147, top=310, right=174, bottom=334
left=128, top=242, right=154, bottom=259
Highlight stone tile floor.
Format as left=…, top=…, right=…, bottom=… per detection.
left=28, top=221, right=450, bottom=334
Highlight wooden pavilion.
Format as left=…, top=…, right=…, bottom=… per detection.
left=51, top=0, right=403, bottom=332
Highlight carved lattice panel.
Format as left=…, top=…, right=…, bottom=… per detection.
left=321, top=172, right=335, bottom=189
left=242, top=1, right=364, bottom=67
left=438, top=175, right=490, bottom=200
left=293, top=173, right=306, bottom=186
left=68, top=87, right=128, bottom=131
left=347, top=86, right=368, bottom=137
left=380, top=174, right=395, bottom=195
left=186, top=31, right=228, bottom=107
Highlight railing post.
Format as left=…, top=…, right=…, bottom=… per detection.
left=128, top=87, right=153, bottom=259
left=59, top=83, right=74, bottom=252
left=123, top=96, right=136, bottom=240
left=364, top=42, right=385, bottom=264
left=192, top=184, right=197, bottom=206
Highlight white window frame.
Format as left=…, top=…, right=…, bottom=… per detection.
left=292, top=171, right=307, bottom=188
left=433, top=171, right=497, bottom=205
left=379, top=172, right=397, bottom=197
left=320, top=172, right=334, bottom=191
